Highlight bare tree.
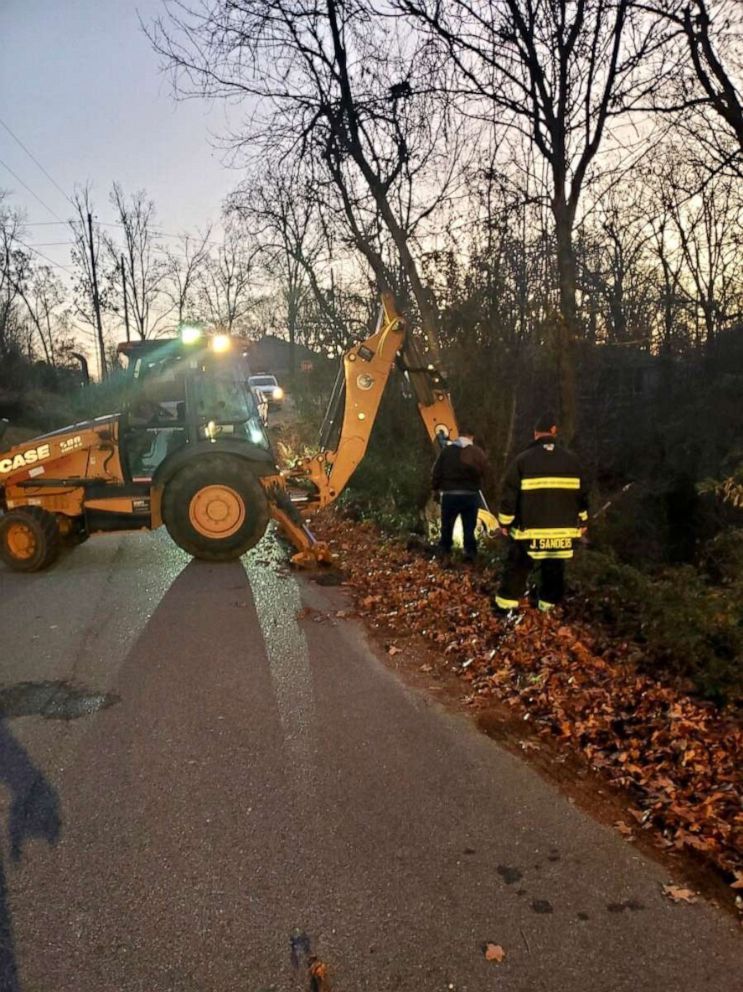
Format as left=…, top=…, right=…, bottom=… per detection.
left=69, top=185, right=111, bottom=376
left=15, top=266, right=67, bottom=365
left=304, top=284, right=379, bottom=354
left=399, top=0, right=667, bottom=434
left=0, top=195, right=29, bottom=357
left=0, top=202, right=70, bottom=364
left=647, top=198, right=690, bottom=354
left=197, top=224, right=260, bottom=333
left=163, top=226, right=213, bottom=326
left=108, top=182, right=171, bottom=339
left=150, top=0, right=464, bottom=367
left=578, top=188, right=656, bottom=348
left=426, top=156, right=552, bottom=468
left=656, top=1, right=743, bottom=159
left=230, top=166, right=323, bottom=374
left=666, top=166, right=743, bottom=347
left=681, top=1, right=743, bottom=148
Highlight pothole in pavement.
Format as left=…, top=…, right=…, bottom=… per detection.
left=0, top=681, right=119, bottom=720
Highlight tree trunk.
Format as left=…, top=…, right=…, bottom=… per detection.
left=287, top=290, right=298, bottom=381
left=500, top=382, right=518, bottom=480
left=553, top=197, right=579, bottom=441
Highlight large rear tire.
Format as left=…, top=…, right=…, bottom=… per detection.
left=0, top=506, right=61, bottom=572
left=162, top=454, right=270, bottom=561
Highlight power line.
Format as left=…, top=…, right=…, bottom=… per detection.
left=25, top=233, right=218, bottom=261
left=0, top=135, right=225, bottom=243
left=15, top=238, right=74, bottom=273
left=0, top=116, right=74, bottom=207
left=65, top=219, right=223, bottom=244
left=25, top=237, right=242, bottom=265
left=96, top=222, right=225, bottom=247
left=0, top=157, right=66, bottom=222
left=23, top=219, right=227, bottom=248
left=23, top=220, right=119, bottom=229
left=25, top=237, right=215, bottom=263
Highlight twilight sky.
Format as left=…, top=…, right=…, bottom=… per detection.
left=0, top=0, right=241, bottom=272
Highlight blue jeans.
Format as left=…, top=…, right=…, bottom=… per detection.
left=439, top=492, right=479, bottom=557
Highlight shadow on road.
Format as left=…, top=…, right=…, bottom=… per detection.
left=0, top=721, right=61, bottom=991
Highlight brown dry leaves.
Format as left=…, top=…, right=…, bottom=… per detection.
left=315, top=512, right=743, bottom=884
left=483, top=943, right=506, bottom=962
left=662, top=884, right=698, bottom=904
left=308, top=957, right=331, bottom=991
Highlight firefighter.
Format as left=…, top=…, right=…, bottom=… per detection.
left=495, top=412, right=588, bottom=615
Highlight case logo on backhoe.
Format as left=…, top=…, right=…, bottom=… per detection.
left=0, top=443, right=51, bottom=475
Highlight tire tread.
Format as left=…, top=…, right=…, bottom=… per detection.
left=0, top=505, right=61, bottom=572
left=162, top=454, right=269, bottom=561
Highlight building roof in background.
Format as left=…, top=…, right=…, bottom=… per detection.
left=244, top=335, right=324, bottom=376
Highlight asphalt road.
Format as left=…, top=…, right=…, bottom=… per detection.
left=0, top=529, right=740, bottom=992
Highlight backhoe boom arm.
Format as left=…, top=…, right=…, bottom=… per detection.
left=286, top=294, right=459, bottom=510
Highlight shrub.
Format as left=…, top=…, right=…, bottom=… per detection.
left=572, top=548, right=743, bottom=707
left=339, top=451, right=428, bottom=534
left=700, top=528, right=743, bottom=585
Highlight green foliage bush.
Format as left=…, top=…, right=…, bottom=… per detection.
left=699, top=528, right=743, bottom=584
left=1, top=369, right=131, bottom=440
left=572, top=547, right=743, bottom=707
left=0, top=350, right=110, bottom=436
left=338, top=451, right=428, bottom=534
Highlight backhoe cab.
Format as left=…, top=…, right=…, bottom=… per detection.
left=0, top=330, right=306, bottom=572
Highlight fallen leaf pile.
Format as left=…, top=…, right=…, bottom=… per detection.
left=313, top=513, right=743, bottom=885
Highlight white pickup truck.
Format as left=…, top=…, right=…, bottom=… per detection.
left=248, top=374, right=285, bottom=411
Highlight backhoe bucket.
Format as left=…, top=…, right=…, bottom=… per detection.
left=262, top=479, right=336, bottom=568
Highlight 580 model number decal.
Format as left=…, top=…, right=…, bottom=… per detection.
left=0, top=443, right=52, bottom=475
left=60, top=435, right=83, bottom=453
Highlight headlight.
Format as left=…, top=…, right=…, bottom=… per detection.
left=211, top=334, right=231, bottom=353
left=181, top=325, right=202, bottom=344
left=272, top=386, right=284, bottom=399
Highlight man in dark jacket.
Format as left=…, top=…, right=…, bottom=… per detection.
left=495, top=413, right=588, bottom=614
left=432, top=428, right=488, bottom=562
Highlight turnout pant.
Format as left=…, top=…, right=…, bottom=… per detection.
left=496, top=540, right=566, bottom=611
left=439, top=492, right=479, bottom=557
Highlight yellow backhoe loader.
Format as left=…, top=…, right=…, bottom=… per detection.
left=0, top=295, right=495, bottom=572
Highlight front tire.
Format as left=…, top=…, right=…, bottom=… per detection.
left=0, top=506, right=61, bottom=572
left=162, top=455, right=270, bottom=561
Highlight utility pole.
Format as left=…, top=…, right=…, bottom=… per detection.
left=120, top=254, right=131, bottom=343
left=86, top=211, right=107, bottom=380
